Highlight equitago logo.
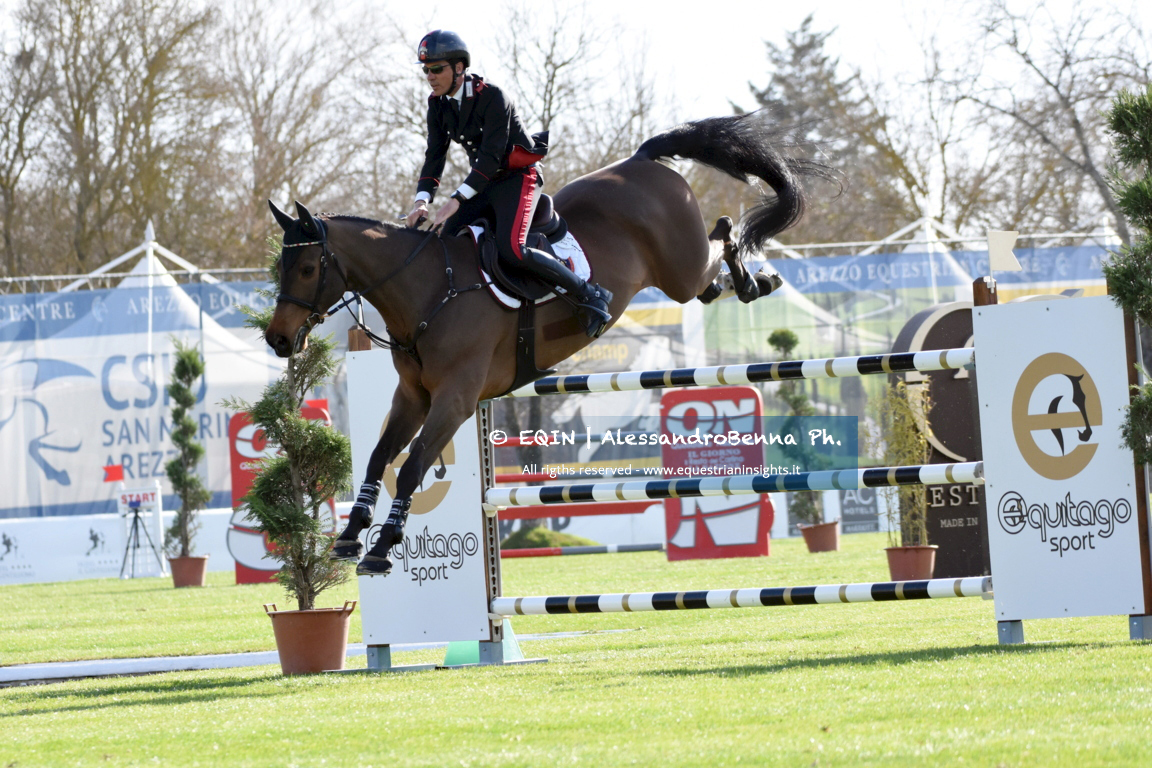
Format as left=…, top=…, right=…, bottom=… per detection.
left=1011, top=352, right=1101, bottom=480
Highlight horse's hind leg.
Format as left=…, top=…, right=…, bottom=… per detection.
left=696, top=216, right=783, bottom=305
left=331, top=383, right=428, bottom=561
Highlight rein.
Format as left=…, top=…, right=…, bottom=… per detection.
left=278, top=223, right=483, bottom=362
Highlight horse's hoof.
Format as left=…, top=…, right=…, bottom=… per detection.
left=355, top=554, right=393, bottom=576
left=754, top=270, right=784, bottom=296
left=736, top=281, right=761, bottom=304
left=330, top=539, right=364, bottom=562
left=708, top=216, right=733, bottom=242
left=697, top=282, right=724, bottom=305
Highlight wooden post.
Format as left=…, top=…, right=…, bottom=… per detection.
left=348, top=328, right=372, bottom=352
left=973, top=276, right=998, bottom=307
left=970, top=276, right=997, bottom=576
left=1122, top=313, right=1152, bottom=617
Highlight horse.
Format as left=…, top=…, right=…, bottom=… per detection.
left=266, top=112, right=829, bottom=575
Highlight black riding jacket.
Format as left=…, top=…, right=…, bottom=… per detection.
left=416, top=74, right=546, bottom=202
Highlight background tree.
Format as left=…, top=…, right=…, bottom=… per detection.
left=1101, top=85, right=1152, bottom=464
left=0, top=5, right=54, bottom=278
left=767, top=329, right=824, bottom=526
left=163, top=338, right=211, bottom=559
left=869, top=381, right=932, bottom=547
left=965, top=0, right=1151, bottom=243
left=225, top=247, right=353, bottom=611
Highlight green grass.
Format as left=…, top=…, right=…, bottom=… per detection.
left=3, top=533, right=1151, bottom=766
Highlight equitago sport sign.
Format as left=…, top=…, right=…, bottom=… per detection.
left=974, top=296, right=1146, bottom=621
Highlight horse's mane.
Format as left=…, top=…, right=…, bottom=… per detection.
left=317, top=213, right=408, bottom=234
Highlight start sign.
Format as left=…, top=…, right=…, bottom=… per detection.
left=660, top=386, right=773, bottom=560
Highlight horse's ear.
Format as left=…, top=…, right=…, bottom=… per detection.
left=294, top=200, right=319, bottom=236
left=268, top=200, right=295, bottom=232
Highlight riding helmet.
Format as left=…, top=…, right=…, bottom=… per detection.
left=417, top=30, right=469, bottom=68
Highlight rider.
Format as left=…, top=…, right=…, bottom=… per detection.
left=405, top=30, right=613, bottom=340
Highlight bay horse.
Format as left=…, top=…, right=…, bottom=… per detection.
left=266, top=112, right=829, bottom=575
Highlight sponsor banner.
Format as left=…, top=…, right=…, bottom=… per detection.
left=0, top=508, right=235, bottom=585
left=661, top=387, right=773, bottom=560
left=0, top=261, right=276, bottom=520
left=764, top=246, right=1108, bottom=295
left=226, top=402, right=336, bottom=584
left=974, top=296, right=1145, bottom=620
left=348, top=351, right=492, bottom=645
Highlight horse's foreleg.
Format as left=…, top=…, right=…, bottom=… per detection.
left=357, top=384, right=481, bottom=576
left=331, top=384, right=429, bottom=561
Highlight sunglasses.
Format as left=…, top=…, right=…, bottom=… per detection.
left=422, top=64, right=448, bottom=75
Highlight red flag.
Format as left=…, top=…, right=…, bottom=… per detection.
left=103, top=464, right=124, bottom=482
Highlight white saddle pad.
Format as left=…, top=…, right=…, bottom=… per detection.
left=469, top=225, right=591, bottom=309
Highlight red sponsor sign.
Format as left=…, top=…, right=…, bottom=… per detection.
left=227, top=400, right=333, bottom=584
left=660, top=386, right=773, bottom=560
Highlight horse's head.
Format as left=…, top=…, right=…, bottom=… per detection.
left=265, top=200, right=348, bottom=358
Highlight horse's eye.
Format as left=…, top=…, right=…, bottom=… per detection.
left=302, top=265, right=315, bottom=277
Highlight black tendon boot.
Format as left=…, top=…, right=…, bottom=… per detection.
left=518, top=247, right=613, bottom=338
left=330, top=481, right=380, bottom=561
left=355, top=497, right=412, bottom=576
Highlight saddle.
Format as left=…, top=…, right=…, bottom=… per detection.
left=474, top=193, right=570, bottom=301
left=465, top=193, right=572, bottom=394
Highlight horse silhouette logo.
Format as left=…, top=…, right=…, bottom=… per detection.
left=1011, top=352, right=1101, bottom=480
left=0, top=532, right=17, bottom=561
left=85, top=529, right=106, bottom=556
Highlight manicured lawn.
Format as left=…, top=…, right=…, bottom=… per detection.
left=3, top=533, right=1150, bottom=766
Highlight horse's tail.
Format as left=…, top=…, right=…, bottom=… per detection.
left=632, top=112, right=831, bottom=255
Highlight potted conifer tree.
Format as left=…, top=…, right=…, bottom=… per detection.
left=871, top=380, right=936, bottom=580
left=164, top=339, right=212, bottom=587
left=768, top=330, right=839, bottom=552
left=223, top=253, right=355, bottom=675
left=1102, top=84, right=1152, bottom=463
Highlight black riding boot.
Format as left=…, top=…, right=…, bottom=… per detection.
left=331, top=481, right=380, bottom=561
left=355, top=497, right=411, bottom=576
left=518, top=247, right=613, bottom=338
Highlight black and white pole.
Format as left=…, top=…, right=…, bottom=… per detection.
left=492, top=576, right=992, bottom=616
left=504, top=348, right=975, bottom=398
left=485, top=461, right=983, bottom=509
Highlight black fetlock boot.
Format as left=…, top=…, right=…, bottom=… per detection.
left=518, top=247, right=613, bottom=338
left=355, top=497, right=411, bottom=576
left=331, top=481, right=380, bottom=561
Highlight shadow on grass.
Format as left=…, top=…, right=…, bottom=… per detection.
left=1, top=672, right=288, bottom=716
left=641, top=640, right=1129, bottom=678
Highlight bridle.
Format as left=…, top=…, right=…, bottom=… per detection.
left=276, top=218, right=347, bottom=326
left=275, top=218, right=481, bottom=361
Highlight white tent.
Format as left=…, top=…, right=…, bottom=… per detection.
left=0, top=234, right=277, bottom=519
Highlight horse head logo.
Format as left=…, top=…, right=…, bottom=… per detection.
left=1010, top=353, right=1101, bottom=480
left=0, top=358, right=95, bottom=486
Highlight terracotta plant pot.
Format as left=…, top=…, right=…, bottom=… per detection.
left=798, top=519, right=840, bottom=553
left=885, top=545, right=938, bottom=581
left=168, top=555, right=209, bottom=588
left=264, top=601, right=357, bottom=675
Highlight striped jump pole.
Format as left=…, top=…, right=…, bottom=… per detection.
left=492, top=576, right=992, bottom=615
left=505, top=348, right=975, bottom=398
left=502, top=543, right=665, bottom=559
left=485, top=461, right=983, bottom=509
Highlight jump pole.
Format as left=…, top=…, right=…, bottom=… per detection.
left=493, top=576, right=991, bottom=616
left=485, top=462, right=983, bottom=510
left=506, top=348, right=975, bottom=397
